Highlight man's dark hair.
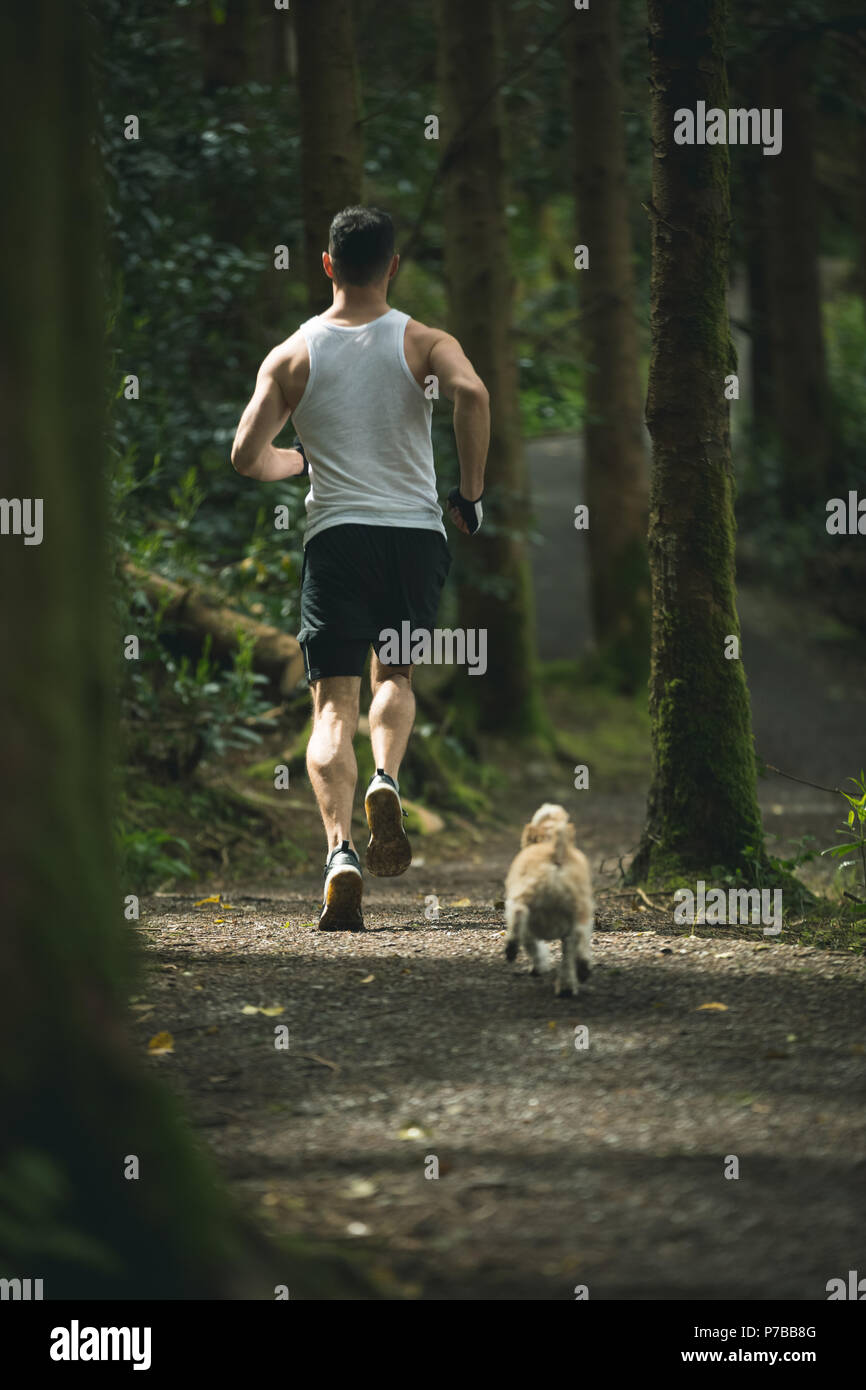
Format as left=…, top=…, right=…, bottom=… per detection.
left=328, top=206, right=395, bottom=287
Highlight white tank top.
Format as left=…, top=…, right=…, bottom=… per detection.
left=291, top=308, right=446, bottom=545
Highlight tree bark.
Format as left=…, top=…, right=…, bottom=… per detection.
left=570, top=0, right=650, bottom=692
left=435, top=0, right=546, bottom=738
left=124, top=562, right=305, bottom=696
left=200, top=0, right=254, bottom=94
left=741, top=138, right=775, bottom=468
left=629, top=0, right=765, bottom=884
left=294, top=0, right=364, bottom=315
left=0, top=0, right=355, bottom=1298
left=858, top=115, right=866, bottom=305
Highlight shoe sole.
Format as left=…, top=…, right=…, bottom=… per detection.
left=365, top=786, right=412, bottom=877
left=318, top=867, right=364, bottom=931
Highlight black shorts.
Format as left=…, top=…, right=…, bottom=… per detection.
left=297, top=523, right=452, bottom=682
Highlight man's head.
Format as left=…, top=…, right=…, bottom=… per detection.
left=325, top=206, right=397, bottom=289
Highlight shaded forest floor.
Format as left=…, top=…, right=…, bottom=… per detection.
left=128, top=437, right=866, bottom=1297
left=130, top=571, right=866, bottom=1297
left=134, top=822, right=864, bottom=1300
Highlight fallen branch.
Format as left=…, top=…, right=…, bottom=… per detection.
left=295, top=1053, right=340, bottom=1073
left=123, top=561, right=304, bottom=697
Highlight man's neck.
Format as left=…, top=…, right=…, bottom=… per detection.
left=321, top=287, right=392, bottom=326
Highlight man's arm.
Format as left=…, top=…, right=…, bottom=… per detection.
left=231, top=350, right=305, bottom=481
left=428, top=333, right=489, bottom=531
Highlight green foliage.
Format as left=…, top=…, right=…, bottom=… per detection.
left=96, top=0, right=307, bottom=564
left=116, top=825, right=193, bottom=891
left=821, top=770, right=866, bottom=898
left=740, top=291, right=866, bottom=540
left=120, top=597, right=274, bottom=778
left=518, top=356, right=584, bottom=438
left=715, top=837, right=817, bottom=917
left=825, top=295, right=866, bottom=486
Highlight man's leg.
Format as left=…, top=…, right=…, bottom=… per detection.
left=364, top=655, right=415, bottom=877
left=369, top=654, right=415, bottom=780
left=306, top=675, right=361, bottom=852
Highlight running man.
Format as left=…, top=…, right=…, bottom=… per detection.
left=231, top=206, right=490, bottom=929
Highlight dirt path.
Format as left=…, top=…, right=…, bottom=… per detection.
left=135, top=833, right=864, bottom=1299
left=130, top=438, right=865, bottom=1298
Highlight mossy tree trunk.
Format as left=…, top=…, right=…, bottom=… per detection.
left=0, top=0, right=355, bottom=1299
left=435, top=0, right=546, bottom=739
left=858, top=115, right=866, bottom=306
left=294, top=0, right=363, bottom=315
left=570, top=0, right=650, bottom=694
left=629, top=0, right=764, bottom=885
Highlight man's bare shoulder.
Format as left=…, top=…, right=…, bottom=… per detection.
left=403, top=318, right=455, bottom=388
left=263, top=329, right=310, bottom=373
left=261, top=330, right=310, bottom=412
left=404, top=317, right=451, bottom=352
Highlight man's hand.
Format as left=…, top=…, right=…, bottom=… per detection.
left=447, top=485, right=483, bottom=535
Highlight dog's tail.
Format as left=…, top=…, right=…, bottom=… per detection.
left=552, top=822, right=571, bottom=867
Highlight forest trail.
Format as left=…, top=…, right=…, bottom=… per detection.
left=136, top=833, right=864, bottom=1299
left=128, top=436, right=866, bottom=1299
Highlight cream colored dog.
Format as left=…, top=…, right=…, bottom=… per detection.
left=504, top=803, right=593, bottom=997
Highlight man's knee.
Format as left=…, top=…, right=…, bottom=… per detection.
left=370, top=653, right=413, bottom=694
left=310, top=676, right=361, bottom=730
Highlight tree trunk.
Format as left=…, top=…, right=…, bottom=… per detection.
left=435, top=0, right=546, bottom=738
left=762, top=39, right=835, bottom=512
left=741, top=139, right=775, bottom=469
left=858, top=116, right=866, bottom=305
left=200, top=0, right=254, bottom=94
left=629, top=0, right=764, bottom=884
left=0, top=0, right=356, bottom=1299
left=294, top=0, right=363, bottom=315
left=570, top=0, right=650, bottom=692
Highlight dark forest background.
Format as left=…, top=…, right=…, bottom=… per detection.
left=1, top=0, right=865, bottom=1305
left=96, top=0, right=866, bottom=895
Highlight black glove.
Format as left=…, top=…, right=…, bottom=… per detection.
left=447, top=485, right=483, bottom=535
left=292, top=437, right=310, bottom=476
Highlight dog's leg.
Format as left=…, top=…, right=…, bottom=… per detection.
left=556, top=927, right=578, bottom=997
left=576, top=915, right=594, bottom=983
left=525, top=937, right=551, bottom=976
left=504, top=900, right=523, bottom=962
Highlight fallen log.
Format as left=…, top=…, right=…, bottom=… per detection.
left=123, top=561, right=305, bottom=697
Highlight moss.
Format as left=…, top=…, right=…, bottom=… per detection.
left=638, top=0, right=764, bottom=883
left=542, top=661, right=651, bottom=787
left=248, top=758, right=278, bottom=781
